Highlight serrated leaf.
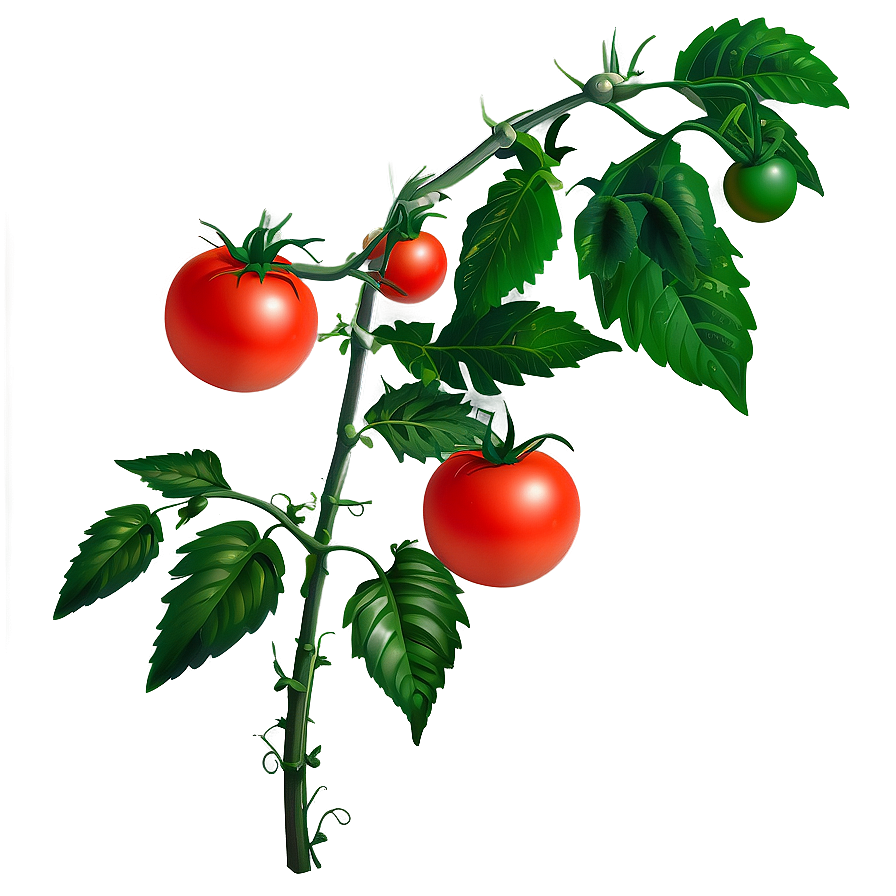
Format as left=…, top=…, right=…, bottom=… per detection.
left=363, top=379, right=490, bottom=463
left=592, top=229, right=754, bottom=414
left=116, top=450, right=230, bottom=498
left=628, top=194, right=697, bottom=287
left=675, top=18, right=848, bottom=108
left=454, top=167, right=562, bottom=320
left=653, top=164, right=718, bottom=269
left=374, top=303, right=620, bottom=396
left=574, top=195, right=638, bottom=280
left=147, top=521, right=284, bottom=691
left=343, top=541, right=469, bottom=744
left=55, top=504, right=163, bottom=619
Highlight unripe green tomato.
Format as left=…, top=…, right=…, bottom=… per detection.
left=723, top=158, right=798, bottom=223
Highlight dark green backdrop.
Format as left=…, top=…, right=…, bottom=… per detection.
left=2, top=2, right=894, bottom=894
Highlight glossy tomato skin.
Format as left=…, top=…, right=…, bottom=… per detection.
left=423, top=450, right=580, bottom=587
left=368, top=232, right=447, bottom=303
left=723, top=158, right=798, bottom=223
left=165, top=246, right=318, bottom=392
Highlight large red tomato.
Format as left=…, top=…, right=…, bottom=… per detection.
left=165, top=246, right=318, bottom=392
left=365, top=231, right=447, bottom=303
left=423, top=450, right=580, bottom=587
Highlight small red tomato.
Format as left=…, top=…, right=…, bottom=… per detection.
left=423, top=450, right=580, bottom=587
left=366, top=231, right=447, bottom=303
left=165, top=246, right=318, bottom=392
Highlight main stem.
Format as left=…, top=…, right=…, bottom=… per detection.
left=283, top=285, right=376, bottom=873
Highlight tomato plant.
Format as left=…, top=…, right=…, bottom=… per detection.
left=723, top=157, right=799, bottom=223
left=365, top=230, right=447, bottom=302
left=54, top=17, right=848, bottom=879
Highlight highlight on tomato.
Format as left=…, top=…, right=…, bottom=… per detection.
left=165, top=213, right=320, bottom=392
left=723, top=157, right=798, bottom=223
left=363, top=229, right=447, bottom=303
left=422, top=414, right=580, bottom=587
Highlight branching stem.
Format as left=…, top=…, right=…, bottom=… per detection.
left=219, top=67, right=766, bottom=875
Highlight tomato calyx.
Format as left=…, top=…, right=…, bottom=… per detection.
left=479, top=407, right=574, bottom=466
left=199, top=210, right=325, bottom=292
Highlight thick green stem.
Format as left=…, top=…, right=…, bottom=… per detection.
left=282, top=284, right=377, bottom=874
left=417, top=93, right=592, bottom=196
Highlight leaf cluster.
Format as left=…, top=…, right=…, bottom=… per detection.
left=55, top=452, right=287, bottom=693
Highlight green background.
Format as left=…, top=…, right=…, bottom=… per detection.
left=1, top=1, right=888, bottom=894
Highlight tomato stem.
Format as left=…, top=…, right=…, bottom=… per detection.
left=281, top=282, right=379, bottom=873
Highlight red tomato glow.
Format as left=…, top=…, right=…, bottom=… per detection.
left=165, top=246, right=318, bottom=392
left=423, top=450, right=580, bottom=587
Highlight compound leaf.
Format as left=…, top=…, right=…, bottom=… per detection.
left=147, top=521, right=284, bottom=691
left=55, top=504, right=163, bottom=619
left=343, top=541, right=468, bottom=745
left=116, top=450, right=230, bottom=498
left=455, top=166, right=562, bottom=320
left=363, top=379, right=490, bottom=463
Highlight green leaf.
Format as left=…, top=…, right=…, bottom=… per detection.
left=510, top=132, right=552, bottom=173
left=374, top=303, right=620, bottom=396
left=675, top=18, right=848, bottom=108
left=628, top=194, right=697, bottom=287
left=454, top=167, right=562, bottom=320
left=147, top=521, right=285, bottom=691
left=753, top=107, right=821, bottom=193
left=116, top=450, right=230, bottom=498
left=305, top=745, right=322, bottom=768
left=544, top=112, right=576, bottom=163
left=651, top=163, right=718, bottom=268
left=55, top=505, right=163, bottom=620
left=703, top=104, right=824, bottom=195
left=592, top=227, right=755, bottom=414
left=577, top=140, right=717, bottom=282
left=363, top=379, right=490, bottom=463
left=343, top=541, right=469, bottom=745
left=370, top=322, right=448, bottom=388
left=574, top=195, right=638, bottom=280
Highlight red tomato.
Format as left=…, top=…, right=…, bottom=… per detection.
left=165, top=246, right=318, bottom=392
left=366, top=231, right=447, bottom=303
left=423, top=450, right=580, bottom=587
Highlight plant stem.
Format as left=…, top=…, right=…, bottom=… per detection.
left=201, top=489, right=322, bottom=553
left=282, top=283, right=377, bottom=873
left=417, top=93, right=588, bottom=196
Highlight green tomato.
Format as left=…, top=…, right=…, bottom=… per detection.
left=723, top=158, right=798, bottom=223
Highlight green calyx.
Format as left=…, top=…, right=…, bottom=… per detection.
left=480, top=406, right=573, bottom=465
left=200, top=210, right=325, bottom=284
